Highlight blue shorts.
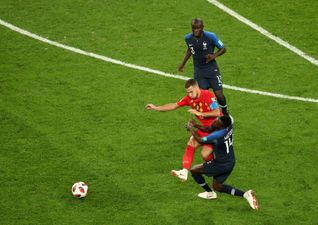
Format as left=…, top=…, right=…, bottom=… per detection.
left=203, top=160, right=235, bottom=183
left=194, top=67, right=223, bottom=91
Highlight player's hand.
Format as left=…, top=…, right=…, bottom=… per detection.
left=186, top=122, right=193, bottom=131
left=188, top=109, right=201, bottom=116
left=178, top=64, right=185, bottom=72
left=186, top=119, right=195, bottom=131
left=145, top=104, right=157, bottom=111
left=188, top=118, right=197, bottom=126
left=205, top=54, right=216, bottom=63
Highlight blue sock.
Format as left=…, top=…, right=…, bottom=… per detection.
left=192, top=174, right=213, bottom=192
left=220, top=184, right=244, bottom=197
left=217, top=97, right=228, bottom=115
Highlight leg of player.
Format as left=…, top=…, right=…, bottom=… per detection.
left=212, top=179, right=259, bottom=210
left=171, top=136, right=200, bottom=181
left=243, top=190, right=259, bottom=210
left=196, top=78, right=210, bottom=90
left=214, top=89, right=229, bottom=116
left=200, top=145, right=213, bottom=162
left=207, top=72, right=229, bottom=115
left=190, top=164, right=217, bottom=199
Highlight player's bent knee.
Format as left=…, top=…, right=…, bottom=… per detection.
left=190, top=164, right=203, bottom=175
left=201, top=151, right=209, bottom=160
left=201, top=147, right=213, bottom=161
left=190, top=167, right=197, bottom=175
left=214, top=90, right=224, bottom=99
left=188, top=136, right=199, bottom=147
left=217, top=93, right=225, bottom=100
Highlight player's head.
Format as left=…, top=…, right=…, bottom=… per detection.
left=212, top=115, right=232, bottom=130
left=191, top=18, right=204, bottom=37
left=185, top=79, right=200, bottom=99
left=220, top=115, right=232, bottom=128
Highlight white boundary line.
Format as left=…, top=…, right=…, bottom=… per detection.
left=207, top=0, right=318, bottom=67
left=0, top=18, right=317, bottom=103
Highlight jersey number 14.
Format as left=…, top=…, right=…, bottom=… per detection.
left=224, top=137, right=233, bottom=154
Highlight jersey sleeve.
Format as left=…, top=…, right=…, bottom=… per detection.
left=201, top=129, right=227, bottom=143
left=210, top=97, right=219, bottom=110
left=177, top=96, right=190, bottom=107
left=206, top=91, right=219, bottom=110
left=205, top=31, right=225, bottom=49
left=184, top=33, right=192, bottom=47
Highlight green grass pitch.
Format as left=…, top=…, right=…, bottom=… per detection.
left=0, top=0, right=318, bottom=224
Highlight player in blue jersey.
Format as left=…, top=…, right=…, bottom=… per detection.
left=187, top=116, right=259, bottom=210
left=178, top=18, right=229, bottom=115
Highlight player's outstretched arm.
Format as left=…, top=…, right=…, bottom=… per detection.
left=178, top=49, right=191, bottom=72
left=189, top=127, right=204, bottom=144
left=145, top=103, right=179, bottom=112
left=190, top=127, right=227, bottom=144
left=187, top=108, right=221, bottom=118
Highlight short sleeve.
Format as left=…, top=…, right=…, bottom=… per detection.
left=177, top=96, right=190, bottom=107
left=205, top=31, right=225, bottom=49
left=184, top=33, right=192, bottom=47
left=205, top=91, right=219, bottom=110
left=210, top=97, right=219, bottom=110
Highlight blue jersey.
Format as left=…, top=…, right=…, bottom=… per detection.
left=201, top=118, right=234, bottom=163
left=185, top=31, right=225, bottom=70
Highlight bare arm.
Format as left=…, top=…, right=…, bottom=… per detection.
left=178, top=49, right=192, bottom=72
left=188, top=126, right=203, bottom=144
left=215, top=47, right=226, bottom=57
left=187, top=119, right=214, bottom=133
left=145, top=103, right=179, bottom=112
left=188, top=108, right=221, bottom=118
left=194, top=124, right=213, bottom=132
left=205, top=47, right=226, bottom=63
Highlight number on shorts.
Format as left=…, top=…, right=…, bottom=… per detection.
left=216, top=75, right=222, bottom=85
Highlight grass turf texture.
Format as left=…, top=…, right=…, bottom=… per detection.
left=0, top=0, right=318, bottom=224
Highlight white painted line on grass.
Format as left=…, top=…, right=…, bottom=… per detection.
left=0, top=18, right=317, bottom=103
left=207, top=0, right=318, bottom=67
left=222, top=85, right=318, bottom=103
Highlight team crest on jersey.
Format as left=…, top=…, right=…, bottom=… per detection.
left=203, top=41, right=207, bottom=50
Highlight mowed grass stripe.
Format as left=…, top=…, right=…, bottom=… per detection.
left=1, top=18, right=317, bottom=104
left=1, top=9, right=318, bottom=225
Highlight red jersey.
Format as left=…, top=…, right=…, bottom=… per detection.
left=177, top=90, right=219, bottom=126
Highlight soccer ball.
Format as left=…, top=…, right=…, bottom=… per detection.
left=72, top=182, right=88, bottom=198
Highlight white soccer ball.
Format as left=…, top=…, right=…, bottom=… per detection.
left=72, top=182, right=88, bottom=198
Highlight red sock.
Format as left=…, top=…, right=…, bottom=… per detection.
left=182, top=145, right=196, bottom=170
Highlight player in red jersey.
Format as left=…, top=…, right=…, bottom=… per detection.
left=146, top=79, right=221, bottom=181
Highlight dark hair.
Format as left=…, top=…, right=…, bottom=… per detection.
left=192, top=18, right=203, bottom=26
left=220, top=115, right=232, bottom=128
left=185, top=79, right=198, bottom=88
